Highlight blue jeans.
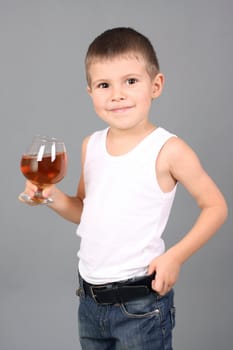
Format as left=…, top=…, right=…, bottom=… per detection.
left=77, top=276, right=176, bottom=350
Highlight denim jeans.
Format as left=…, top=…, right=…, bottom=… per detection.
left=77, top=276, right=176, bottom=350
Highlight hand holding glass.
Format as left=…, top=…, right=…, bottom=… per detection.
left=19, top=136, right=67, bottom=204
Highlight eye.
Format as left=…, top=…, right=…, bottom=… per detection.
left=97, top=82, right=109, bottom=89
left=126, top=78, right=138, bottom=85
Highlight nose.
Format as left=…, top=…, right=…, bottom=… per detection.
left=111, top=85, right=126, bottom=102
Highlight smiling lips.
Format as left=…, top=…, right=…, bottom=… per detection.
left=108, top=105, right=134, bottom=113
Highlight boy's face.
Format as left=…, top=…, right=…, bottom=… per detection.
left=87, top=54, right=164, bottom=131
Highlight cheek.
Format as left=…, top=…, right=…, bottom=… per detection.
left=91, top=96, right=108, bottom=119
left=137, top=92, right=152, bottom=108
left=91, top=96, right=103, bottom=110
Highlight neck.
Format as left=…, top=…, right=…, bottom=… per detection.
left=108, top=122, right=157, bottom=139
left=106, top=123, right=157, bottom=156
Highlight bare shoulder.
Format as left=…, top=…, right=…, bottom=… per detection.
left=76, top=135, right=91, bottom=199
left=157, top=136, right=197, bottom=168
left=82, top=135, right=91, bottom=149
left=80, top=135, right=92, bottom=180
left=155, top=136, right=187, bottom=192
left=162, top=137, right=227, bottom=205
left=163, top=136, right=199, bottom=160
left=156, top=136, right=206, bottom=192
left=160, top=136, right=204, bottom=181
left=80, top=135, right=91, bottom=161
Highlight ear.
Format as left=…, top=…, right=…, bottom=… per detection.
left=151, top=73, right=164, bottom=99
left=87, top=85, right=92, bottom=95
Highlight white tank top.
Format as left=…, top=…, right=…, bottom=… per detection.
left=77, top=127, right=177, bottom=284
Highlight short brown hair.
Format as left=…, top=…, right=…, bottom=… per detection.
left=85, top=27, right=160, bottom=84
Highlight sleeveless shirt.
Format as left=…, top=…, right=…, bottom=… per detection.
left=76, top=127, right=177, bottom=284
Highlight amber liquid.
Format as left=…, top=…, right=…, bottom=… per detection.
left=20, top=152, right=67, bottom=187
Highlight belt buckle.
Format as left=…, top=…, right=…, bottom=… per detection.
left=90, top=285, right=99, bottom=303
left=87, top=275, right=154, bottom=304
left=90, top=285, right=110, bottom=304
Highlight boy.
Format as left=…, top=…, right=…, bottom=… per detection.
left=21, top=27, right=228, bottom=349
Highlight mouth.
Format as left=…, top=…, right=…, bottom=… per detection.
left=109, top=105, right=134, bottom=113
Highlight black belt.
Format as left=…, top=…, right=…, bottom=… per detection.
left=79, top=273, right=155, bottom=304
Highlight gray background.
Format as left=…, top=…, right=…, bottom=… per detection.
left=0, top=1, right=232, bottom=349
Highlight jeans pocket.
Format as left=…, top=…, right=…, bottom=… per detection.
left=120, top=292, right=161, bottom=318
left=170, top=306, right=176, bottom=329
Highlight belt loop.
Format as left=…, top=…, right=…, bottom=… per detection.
left=76, top=270, right=85, bottom=297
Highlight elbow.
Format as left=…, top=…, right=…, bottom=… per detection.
left=222, top=200, right=228, bottom=224
left=218, top=197, right=228, bottom=226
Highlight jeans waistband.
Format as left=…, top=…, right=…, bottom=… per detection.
left=77, top=272, right=156, bottom=304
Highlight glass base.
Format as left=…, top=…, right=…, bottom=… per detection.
left=18, top=192, right=53, bottom=205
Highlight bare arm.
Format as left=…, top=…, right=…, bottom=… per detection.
left=21, top=136, right=90, bottom=225
left=43, top=179, right=84, bottom=224
left=148, top=137, right=228, bottom=295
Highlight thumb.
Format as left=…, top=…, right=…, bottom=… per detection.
left=42, top=186, right=53, bottom=198
left=152, top=274, right=164, bottom=293
left=148, top=260, right=156, bottom=275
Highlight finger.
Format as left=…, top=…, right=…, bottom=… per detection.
left=42, top=189, right=49, bottom=198
left=148, top=264, right=155, bottom=275
left=152, top=277, right=164, bottom=294
left=18, top=192, right=38, bottom=206
left=42, top=186, right=54, bottom=198
left=26, top=180, right=37, bottom=191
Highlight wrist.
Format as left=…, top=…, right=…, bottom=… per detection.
left=165, top=247, right=184, bottom=266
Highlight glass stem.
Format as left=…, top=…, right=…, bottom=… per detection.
left=34, top=187, right=43, bottom=199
